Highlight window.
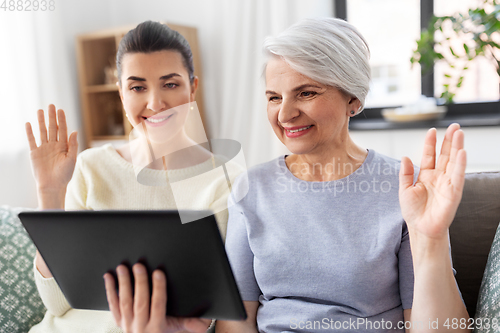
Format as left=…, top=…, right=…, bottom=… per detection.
left=434, top=0, right=500, bottom=103
left=347, top=0, right=421, bottom=108
left=336, top=0, right=500, bottom=127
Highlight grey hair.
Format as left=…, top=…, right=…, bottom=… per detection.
left=263, top=17, right=371, bottom=113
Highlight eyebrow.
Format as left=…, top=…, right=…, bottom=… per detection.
left=126, top=73, right=182, bottom=81
left=265, top=84, right=322, bottom=95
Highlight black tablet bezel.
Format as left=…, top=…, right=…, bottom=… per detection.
left=19, top=210, right=247, bottom=320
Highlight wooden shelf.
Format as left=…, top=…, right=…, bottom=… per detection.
left=75, top=23, right=206, bottom=149
left=86, top=84, right=119, bottom=93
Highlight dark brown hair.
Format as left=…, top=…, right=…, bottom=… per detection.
left=116, top=21, right=195, bottom=85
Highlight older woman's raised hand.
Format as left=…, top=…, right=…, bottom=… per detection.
left=399, top=123, right=467, bottom=241
left=104, top=263, right=212, bottom=333
left=25, top=105, right=78, bottom=208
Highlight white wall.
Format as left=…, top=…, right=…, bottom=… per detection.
left=350, top=127, right=500, bottom=173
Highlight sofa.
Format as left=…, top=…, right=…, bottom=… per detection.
left=1, top=172, right=499, bottom=332
left=450, top=172, right=500, bottom=318
left=0, top=206, right=44, bottom=333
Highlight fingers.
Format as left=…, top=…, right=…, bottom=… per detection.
left=150, top=269, right=167, bottom=326
left=35, top=105, right=70, bottom=145
left=420, top=128, right=437, bottom=170
left=446, top=129, right=464, bottom=172
left=451, top=149, right=467, bottom=193
left=68, top=131, right=79, bottom=161
left=132, top=264, right=150, bottom=329
left=446, top=129, right=466, bottom=190
left=436, top=123, right=461, bottom=171
left=37, top=109, right=47, bottom=143
left=25, top=122, right=37, bottom=151
left=58, top=109, right=68, bottom=143
left=399, top=156, right=415, bottom=193
left=117, top=265, right=134, bottom=331
left=48, top=104, right=58, bottom=142
left=104, top=272, right=122, bottom=326
left=108, top=265, right=205, bottom=333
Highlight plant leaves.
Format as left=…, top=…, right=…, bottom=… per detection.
left=411, top=4, right=500, bottom=104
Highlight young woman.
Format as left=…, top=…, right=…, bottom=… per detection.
left=106, top=18, right=470, bottom=333
left=25, top=21, right=232, bottom=333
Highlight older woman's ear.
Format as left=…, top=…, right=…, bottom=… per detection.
left=348, top=97, right=361, bottom=116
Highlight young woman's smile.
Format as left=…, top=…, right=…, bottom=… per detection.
left=142, top=111, right=176, bottom=127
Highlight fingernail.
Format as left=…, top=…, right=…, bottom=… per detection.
left=154, top=271, right=163, bottom=280
left=117, top=266, right=126, bottom=276
left=134, top=265, right=145, bottom=275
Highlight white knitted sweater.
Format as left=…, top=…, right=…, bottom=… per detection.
left=29, top=144, right=236, bottom=333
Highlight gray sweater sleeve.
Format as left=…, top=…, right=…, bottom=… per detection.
left=398, top=221, right=414, bottom=309
left=225, top=192, right=261, bottom=301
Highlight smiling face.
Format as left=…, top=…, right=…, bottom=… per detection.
left=118, top=50, right=198, bottom=143
left=265, top=56, right=360, bottom=157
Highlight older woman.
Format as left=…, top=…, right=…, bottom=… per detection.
left=216, top=17, right=469, bottom=333
left=108, top=18, right=469, bottom=333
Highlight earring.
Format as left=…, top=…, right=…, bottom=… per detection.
left=190, top=106, right=194, bottom=110
left=350, top=110, right=355, bottom=115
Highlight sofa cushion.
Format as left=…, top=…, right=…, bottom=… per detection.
left=0, top=206, right=46, bottom=332
left=474, top=222, right=500, bottom=333
left=450, top=172, right=500, bottom=318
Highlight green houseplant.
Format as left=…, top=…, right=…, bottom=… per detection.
left=411, top=0, right=500, bottom=103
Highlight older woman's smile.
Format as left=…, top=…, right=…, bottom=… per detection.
left=284, top=125, right=313, bottom=137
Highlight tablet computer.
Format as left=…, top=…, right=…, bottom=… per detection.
left=18, top=210, right=247, bottom=320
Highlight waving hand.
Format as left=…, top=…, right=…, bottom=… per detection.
left=399, top=123, right=467, bottom=240
left=25, top=104, right=78, bottom=207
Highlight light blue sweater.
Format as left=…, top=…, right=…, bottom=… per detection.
left=226, top=150, right=415, bottom=333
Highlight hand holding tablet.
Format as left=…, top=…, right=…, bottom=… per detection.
left=104, top=264, right=212, bottom=333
